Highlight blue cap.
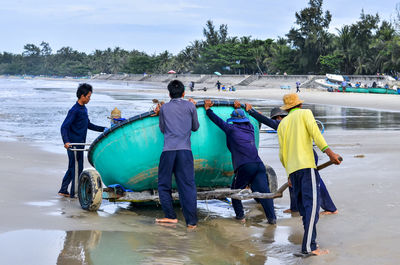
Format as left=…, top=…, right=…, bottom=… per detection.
left=227, top=109, right=250, bottom=123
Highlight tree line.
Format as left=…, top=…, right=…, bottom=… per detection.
left=1, top=0, right=399, bottom=77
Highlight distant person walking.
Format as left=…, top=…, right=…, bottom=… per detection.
left=59, top=83, right=106, bottom=198
left=216, top=80, right=221, bottom=91
left=277, top=93, right=341, bottom=256
left=296, top=81, right=301, bottom=93
left=154, top=80, right=199, bottom=228
left=189, top=81, right=195, bottom=91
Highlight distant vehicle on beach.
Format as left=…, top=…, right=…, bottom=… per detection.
left=315, top=74, right=348, bottom=91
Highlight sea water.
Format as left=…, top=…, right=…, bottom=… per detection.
left=0, top=78, right=399, bottom=154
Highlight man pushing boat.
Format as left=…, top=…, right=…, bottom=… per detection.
left=277, top=93, right=341, bottom=256
left=203, top=99, right=277, bottom=224
left=154, top=80, right=199, bottom=229
left=236, top=101, right=338, bottom=216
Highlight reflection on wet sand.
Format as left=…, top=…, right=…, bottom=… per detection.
left=51, top=201, right=301, bottom=265
left=57, top=230, right=101, bottom=265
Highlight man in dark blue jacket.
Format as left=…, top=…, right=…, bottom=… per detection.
left=242, top=102, right=338, bottom=215
left=203, top=100, right=276, bottom=224
left=59, top=83, right=106, bottom=198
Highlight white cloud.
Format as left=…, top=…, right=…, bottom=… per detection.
left=0, top=0, right=397, bottom=54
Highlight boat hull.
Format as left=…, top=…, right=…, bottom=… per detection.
left=338, top=87, right=399, bottom=94
left=88, top=101, right=260, bottom=191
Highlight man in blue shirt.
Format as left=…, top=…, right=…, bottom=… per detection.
left=154, top=80, right=199, bottom=228
left=203, top=100, right=276, bottom=224
left=59, top=83, right=106, bottom=198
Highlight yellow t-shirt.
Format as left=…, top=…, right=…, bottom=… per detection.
left=277, top=108, right=328, bottom=176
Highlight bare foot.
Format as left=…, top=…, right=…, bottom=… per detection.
left=235, top=217, right=246, bottom=224
left=320, top=210, right=338, bottom=215
left=187, top=224, right=197, bottom=229
left=155, top=218, right=178, bottom=224
left=157, top=222, right=177, bottom=228
left=58, top=193, right=69, bottom=198
left=283, top=209, right=292, bottom=213
left=311, top=248, right=329, bottom=256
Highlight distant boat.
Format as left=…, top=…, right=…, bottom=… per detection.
left=336, top=86, right=399, bottom=94
left=315, top=74, right=348, bottom=91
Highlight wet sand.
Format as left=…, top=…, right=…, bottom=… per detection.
left=1, top=128, right=400, bottom=264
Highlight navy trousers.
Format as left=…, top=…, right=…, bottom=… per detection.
left=289, top=151, right=336, bottom=212
left=158, top=150, right=197, bottom=226
left=290, top=168, right=321, bottom=253
left=59, top=149, right=83, bottom=198
left=289, top=178, right=336, bottom=212
left=231, top=162, right=276, bottom=222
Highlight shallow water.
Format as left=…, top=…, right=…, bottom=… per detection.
left=1, top=200, right=297, bottom=265
left=0, top=78, right=399, bottom=154
left=1, top=78, right=400, bottom=264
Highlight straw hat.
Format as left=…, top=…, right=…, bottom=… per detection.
left=280, top=93, right=304, bottom=110
left=110, top=107, right=121, bottom=119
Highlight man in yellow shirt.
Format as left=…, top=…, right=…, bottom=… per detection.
left=277, top=93, right=341, bottom=256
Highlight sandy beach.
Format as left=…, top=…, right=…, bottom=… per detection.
left=91, top=81, right=400, bottom=112
left=1, top=79, right=400, bottom=264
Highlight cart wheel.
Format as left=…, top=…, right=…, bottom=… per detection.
left=78, top=169, right=103, bottom=211
left=265, top=165, right=278, bottom=193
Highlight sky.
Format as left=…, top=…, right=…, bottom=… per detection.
left=0, top=0, right=398, bottom=55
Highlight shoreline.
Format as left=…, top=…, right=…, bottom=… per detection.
left=1, top=75, right=399, bottom=112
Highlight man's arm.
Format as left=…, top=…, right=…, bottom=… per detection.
left=248, top=109, right=280, bottom=130
left=304, top=110, right=341, bottom=165
left=203, top=99, right=229, bottom=132
left=187, top=99, right=200, bottom=132
left=158, top=106, right=165, bottom=133
left=206, top=109, right=229, bottom=132
left=236, top=101, right=280, bottom=130
left=60, top=108, right=76, bottom=147
left=88, top=119, right=106, bottom=132
left=191, top=106, right=200, bottom=132
left=277, top=127, right=285, bottom=168
left=304, top=109, right=328, bottom=151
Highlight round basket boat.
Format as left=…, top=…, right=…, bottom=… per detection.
left=88, top=100, right=261, bottom=192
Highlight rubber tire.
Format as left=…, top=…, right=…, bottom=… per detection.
left=265, top=164, right=278, bottom=193
left=78, top=169, right=103, bottom=211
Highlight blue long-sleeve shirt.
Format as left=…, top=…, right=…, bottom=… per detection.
left=206, top=109, right=262, bottom=171
left=249, top=108, right=320, bottom=164
left=61, top=102, right=106, bottom=144
left=248, top=109, right=280, bottom=130
left=159, top=98, right=199, bottom=151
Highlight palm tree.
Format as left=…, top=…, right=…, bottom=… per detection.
left=336, top=25, right=355, bottom=74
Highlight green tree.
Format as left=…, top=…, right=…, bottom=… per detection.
left=286, top=0, right=332, bottom=73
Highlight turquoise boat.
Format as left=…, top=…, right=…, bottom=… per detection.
left=87, top=101, right=260, bottom=192
left=342, top=87, right=369, bottom=93
left=337, top=86, right=399, bottom=94
left=368, top=88, right=398, bottom=94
